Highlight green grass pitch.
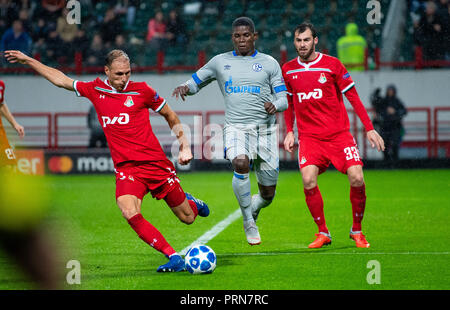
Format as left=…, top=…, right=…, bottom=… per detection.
left=0, top=169, right=449, bottom=290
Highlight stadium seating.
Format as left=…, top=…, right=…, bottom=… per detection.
left=0, top=0, right=416, bottom=71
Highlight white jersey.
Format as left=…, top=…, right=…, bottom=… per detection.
left=185, top=50, right=287, bottom=125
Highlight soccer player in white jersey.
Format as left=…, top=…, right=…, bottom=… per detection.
left=172, top=17, right=288, bottom=245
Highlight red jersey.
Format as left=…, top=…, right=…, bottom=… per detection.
left=74, top=78, right=168, bottom=166
left=282, top=53, right=372, bottom=140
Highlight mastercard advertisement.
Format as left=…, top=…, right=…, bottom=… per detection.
left=14, top=149, right=115, bottom=175
left=45, top=151, right=114, bottom=174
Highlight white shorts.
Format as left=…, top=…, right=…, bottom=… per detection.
left=224, top=124, right=279, bottom=186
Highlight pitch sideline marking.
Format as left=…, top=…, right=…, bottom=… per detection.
left=219, top=251, right=450, bottom=256
left=180, top=208, right=241, bottom=256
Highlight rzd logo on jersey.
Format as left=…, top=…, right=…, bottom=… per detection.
left=297, top=89, right=322, bottom=102
left=102, top=113, right=129, bottom=127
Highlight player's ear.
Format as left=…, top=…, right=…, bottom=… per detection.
left=253, top=32, right=258, bottom=41
left=104, top=65, right=109, bottom=76
left=314, top=36, right=319, bottom=45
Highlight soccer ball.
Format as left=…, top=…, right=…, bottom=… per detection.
left=184, top=245, right=216, bottom=274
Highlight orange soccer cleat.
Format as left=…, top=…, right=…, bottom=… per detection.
left=308, top=233, right=332, bottom=248
left=349, top=231, right=370, bottom=248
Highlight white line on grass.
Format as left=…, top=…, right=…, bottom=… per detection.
left=218, top=252, right=450, bottom=257
left=180, top=208, right=242, bottom=256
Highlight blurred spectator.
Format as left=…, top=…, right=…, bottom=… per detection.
left=166, top=9, right=188, bottom=48
left=370, top=87, right=384, bottom=133
left=337, top=23, right=367, bottom=71
left=18, top=8, right=32, bottom=33
left=414, top=1, right=447, bottom=60
left=114, top=0, right=140, bottom=28
left=99, top=7, right=123, bottom=48
left=86, top=33, right=105, bottom=66
left=87, top=105, right=107, bottom=148
left=31, top=17, right=48, bottom=42
left=45, top=27, right=64, bottom=62
left=0, top=20, right=32, bottom=55
left=56, top=8, right=78, bottom=45
left=146, top=11, right=167, bottom=51
left=31, top=18, right=48, bottom=57
left=436, top=0, right=450, bottom=59
left=112, top=33, right=127, bottom=51
left=0, top=0, right=20, bottom=30
left=39, top=0, right=65, bottom=21
left=72, top=28, right=90, bottom=58
left=378, top=85, right=407, bottom=166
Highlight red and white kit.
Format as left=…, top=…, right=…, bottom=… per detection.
left=282, top=53, right=373, bottom=173
left=74, top=78, right=183, bottom=204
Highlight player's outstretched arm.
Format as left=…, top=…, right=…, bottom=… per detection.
left=0, top=103, right=24, bottom=138
left=4, top=50, right=74, bottom=91
left=367, top=129, right=385, bottom=152
left=158, top=103, right=193, bottom=165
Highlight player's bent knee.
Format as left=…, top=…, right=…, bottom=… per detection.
left=302, top=176, right=317, bottom=189
left=116, top=195, right=140, bottom=220
left=232, top=157, right=250, bottom=173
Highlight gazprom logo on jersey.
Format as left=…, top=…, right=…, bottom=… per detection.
left=225, top=77, right=260, bottom=94
left=102, top=113, right=129, bottom=128
left=297, top=89, right=323, bottom=102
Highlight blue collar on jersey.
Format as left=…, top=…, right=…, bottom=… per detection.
left=232, top=49, right=258, bottom=57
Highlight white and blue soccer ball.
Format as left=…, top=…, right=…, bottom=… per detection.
left=184, top=245, right=216, bottom=274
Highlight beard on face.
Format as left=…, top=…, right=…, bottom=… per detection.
left=297, top=43, right=315, bottom=61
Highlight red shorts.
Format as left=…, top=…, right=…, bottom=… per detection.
left=115, top=159, right=185, bottom=207
left=298, top=131, right=363, bottom=174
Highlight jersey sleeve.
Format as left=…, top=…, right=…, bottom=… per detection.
left=0, top=81, right=5, bottom=104
left=73, top=80, right=95, bottom=99
left=143, top=83, right=166, bottom=112
left=269, top=58, right=287, bottom=95
left=334, top=59, right=355, bottom=94
left=184, top=56, right=218, bottom=94
left=282, top=66, right=295, bottom=133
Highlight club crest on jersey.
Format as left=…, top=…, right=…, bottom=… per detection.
left=318, top=73, right=327, bottom=84
left=224, top=64, right=231, bottom=70
left=124, top=96, right=134, bottom=107
left=252, top=63, right=263, bottom=72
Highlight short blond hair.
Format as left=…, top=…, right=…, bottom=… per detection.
left=105, top=49, right=130, bottom=67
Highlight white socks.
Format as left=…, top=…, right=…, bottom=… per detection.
left=232, top=172, right=253, bottom=221
left=251, top=192, right=272, bottom=211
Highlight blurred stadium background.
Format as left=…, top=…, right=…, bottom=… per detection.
left=0, top=0, right=449, bottom=174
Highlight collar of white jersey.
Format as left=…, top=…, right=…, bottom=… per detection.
left=103, top=78, right=130, bottom=93
left=297, top=52, right=323, bottom=68
left=232, top=49, right=258, bottom=57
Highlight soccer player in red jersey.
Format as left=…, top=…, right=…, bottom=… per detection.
left=282, top=23, right=385, bottom=248
left=0, top=80, right=25, bottom=167
left=5, top=49, right=209, bottom=271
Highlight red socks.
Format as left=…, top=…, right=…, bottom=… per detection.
left=304, top=184, right=367, bottom=234
left=350, top=184, right=366, bottom=232
left=127, top=214, right=176, bottom=257
left=304, top=186, right=329, bottom=234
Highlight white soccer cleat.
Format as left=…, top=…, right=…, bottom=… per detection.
left=243, top=219, right=261, bottom=245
